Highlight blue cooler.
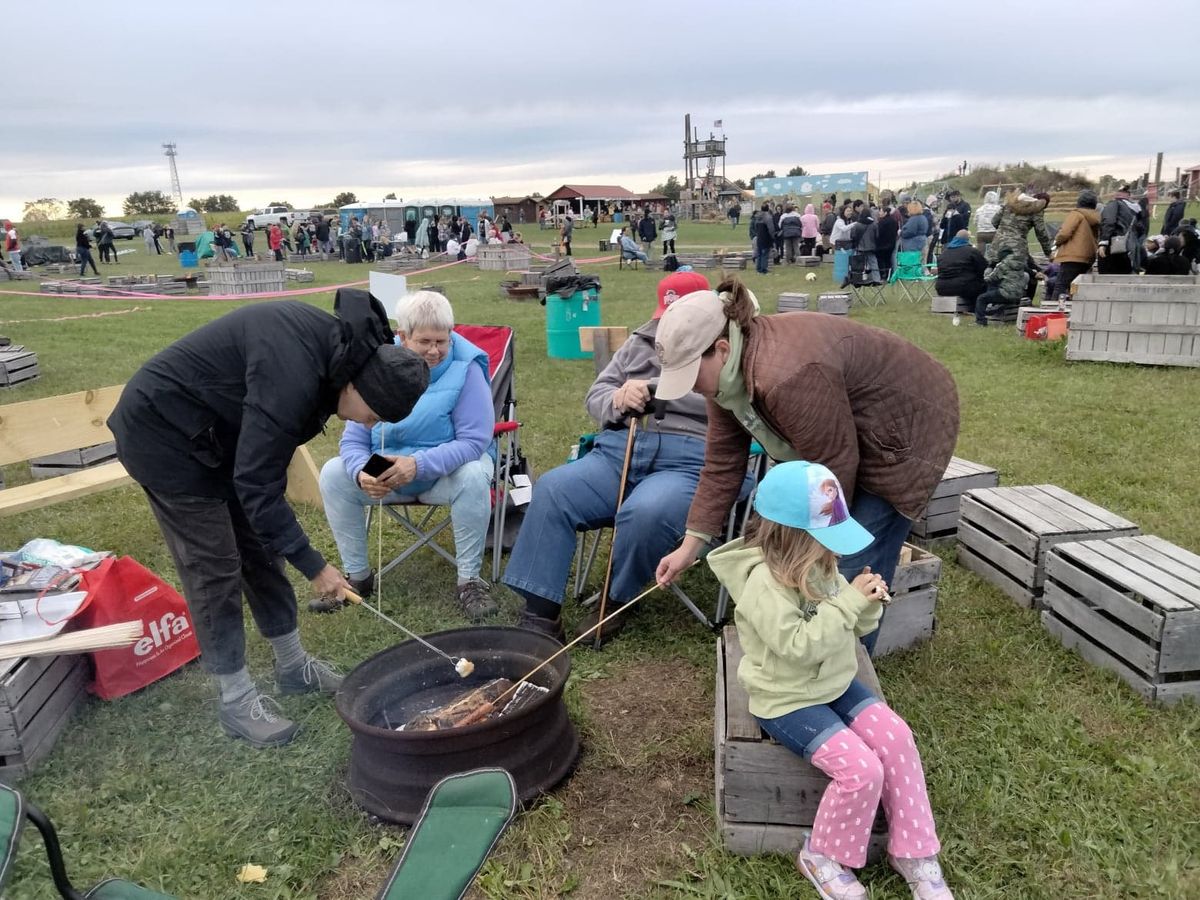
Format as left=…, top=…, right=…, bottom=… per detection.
left=180, top=251, right=198, bottom=268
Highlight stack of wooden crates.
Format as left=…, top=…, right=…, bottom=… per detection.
left=204, top=261, right=285, bottom=296
left=909, top=457, right=999, bottom=546
left=1066, top=274, right=1199, bottom=367
left=0, top=654, right=89, bottom=779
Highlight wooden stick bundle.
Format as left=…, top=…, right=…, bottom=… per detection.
left=0, top=620, right=144, bottom=661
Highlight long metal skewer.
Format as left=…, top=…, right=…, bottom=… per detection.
left=343, top=589, right=469, bottom=672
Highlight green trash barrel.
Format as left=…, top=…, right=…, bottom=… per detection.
left=545, top=288, right=601, bottom=359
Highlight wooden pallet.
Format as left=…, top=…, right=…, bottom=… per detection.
left=29, top=441, right=118, bottom=479
left=1067, top=274, right=1199, bottom=367
left=873, top=543, right=942, bottom=657
left=0, top=654, right=89, bottom=778
left=1042, top=535, right=1200, bottom=704
left=0, top=346, right=39, bottom=388
left=957, top=485, right=1139, bottom=609
left=817, top=293, right=851, bottom=316
left=716, top=626, right=887, bottom=858
left=910, top=457, right=999, bottom=544
left=930, top=295, right=959, bottom=315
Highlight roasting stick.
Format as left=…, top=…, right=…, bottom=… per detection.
left=343, top=589, right=475, bottom=677
left=493, top=560, right=701, bottom=709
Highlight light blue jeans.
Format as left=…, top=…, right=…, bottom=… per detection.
left=319, top=454, right=493, bottom=581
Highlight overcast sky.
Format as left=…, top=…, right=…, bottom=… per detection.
left=3, top=0, right=1198, bottom=218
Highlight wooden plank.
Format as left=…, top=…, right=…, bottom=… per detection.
left=1069, top=321, right=1200, bottom=334
left=1154, top=681, right=1200, bottom=705
left=1089, top=541, right=1200, bottom=609
left=1009, top=485, right=1112, bottom=534
left=0, top=462, right=133, bottom=518
left=1041, top=611, right=1157, bottom=701
left=964, top=488, right=1059, bottom=536
left=1034, top=485, right=1138, bottom=533
left=714, top=629, right=727, bottom=821
left=1054, top=541, right=1194, bottom=613
left=0, top=385, right=126, bottom=465
left=1045, top=548, right=1166, bottom=639
left=285, top=445, right=324, bottom=509
left=1113, top=536, right=1200, bottom=607
left=1041, top=584, right=1160, bottom=676
left=957, top=520, right=1037, bottom=587
left=959, top=495, right=1040, bottom=556
left=722, top=626, right=762, bottom=741
left=1161, top=611, right=1200, bottom=674
left=0, top=655, right=58, bottom=710
left=873, top=586, right=937, bottom=658
left=577, top=326, right=628, bottom=353
left=956, top=544, right=1037, bottom=608
left=724, top=742, right=830, bottom=824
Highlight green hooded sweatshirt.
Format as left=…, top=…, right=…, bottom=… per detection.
left=707, top=538, right=883, bottom=720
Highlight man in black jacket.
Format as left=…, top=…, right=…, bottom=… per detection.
left=637, top=209, right=658, bottom=260
left=109, top=291, right=428, bottom=747
left=938, top=190, right=972, bottom=248
left=753, top=202, right=775, bottom=274
left=1162, top=190, right=1187, bottom=236
left=935, top=230, right=988, bottom=313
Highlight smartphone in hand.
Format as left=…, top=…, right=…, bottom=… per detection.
left=361, top=453, right=392, bottom=478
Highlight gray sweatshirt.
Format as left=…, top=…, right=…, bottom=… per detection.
left=584, top=319, right=708, bottom=439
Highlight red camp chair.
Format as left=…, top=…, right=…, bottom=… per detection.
left=368, top=324, right=527, bottom=584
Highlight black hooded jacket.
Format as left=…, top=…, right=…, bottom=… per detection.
left=109, top=290, right=398, bottom=578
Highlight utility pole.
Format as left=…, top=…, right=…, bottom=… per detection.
left=1153, top=152, right=1163, bottom=187
left=163, top=143, right=183, bottom=207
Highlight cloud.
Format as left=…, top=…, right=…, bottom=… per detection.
left=3, top=0, right=1198, bottom=216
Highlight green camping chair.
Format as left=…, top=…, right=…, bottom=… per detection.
left=888, top=250, right=937, bottom=303
left=0, top=769, right=516, bottom=900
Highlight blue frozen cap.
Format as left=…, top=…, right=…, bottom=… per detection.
left=753, top=461, right=875, bottom=556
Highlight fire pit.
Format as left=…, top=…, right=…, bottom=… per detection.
left=336, top=626, right=579, bottom=824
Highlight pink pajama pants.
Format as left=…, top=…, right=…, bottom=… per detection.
left=808, top=701, right=941, bottom=868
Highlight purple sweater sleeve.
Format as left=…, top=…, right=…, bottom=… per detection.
left=412, top=363, right=493, bottom=481
left=339, top=420, right=374, bottom=484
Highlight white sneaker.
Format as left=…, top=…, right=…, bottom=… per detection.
left=890, top=855, right=954, bottom=900
left=796, top=840, right=866, bottom=900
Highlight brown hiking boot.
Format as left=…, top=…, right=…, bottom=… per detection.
left=516, top=608, right=566, bottom=643
left=455, top=579, right=498, bottom=621
left=577, top=602, right=634, bottom=648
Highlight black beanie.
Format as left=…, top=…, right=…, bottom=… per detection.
left=352, top=344, right=429, bottom=423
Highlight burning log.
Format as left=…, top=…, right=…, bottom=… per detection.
left=398, top=678, right=550, bottom=732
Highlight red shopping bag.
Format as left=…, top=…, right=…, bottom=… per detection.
left=76, top=556, right=200, bottom=699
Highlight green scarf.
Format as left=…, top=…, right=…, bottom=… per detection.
left=714, top=322, right=799, bottom=463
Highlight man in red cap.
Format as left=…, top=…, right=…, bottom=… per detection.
left=504, top=271, right=729, bottom=645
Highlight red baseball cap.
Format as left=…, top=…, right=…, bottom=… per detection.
left=653, top=271, right=710, bottom=319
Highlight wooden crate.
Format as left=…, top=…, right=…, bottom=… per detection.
left=957, top=485, right=1139, bottom=609
left=0, top=346, right=39, bottom=388
left=1042, top=535, right=1200, bottom=704
left=30, top=441, right=118, bottom=479
left=1066, top=274, right=1200, bottom=367
left=777, top=292, right=809, bottom=312
left=910, top=456, right=999, bottom=544
left=817, top=293, right=851, bottom=316
left=0, top=654, right=89, bottom=778
left=716, top=626, right=888, bottom=858
left=476, top=244, right=533, bottom=271
left=873, top=543, right=942, bottom=657
left=930, top=295, right=959, bottom=315
left=204, top=261, right=285, bottom=295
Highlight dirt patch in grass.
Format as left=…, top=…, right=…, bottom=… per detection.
left=507, top=659, right=715, bottom=899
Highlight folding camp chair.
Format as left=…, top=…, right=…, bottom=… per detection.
left=368, top=324, right=527, bottom=585
left=572, top=443, right=767, bottom=630
left=2, top=771, right=515, bottom=900
left=845, top=251, right=888, bottom=307
left=888, top=250, right=937, bottom=303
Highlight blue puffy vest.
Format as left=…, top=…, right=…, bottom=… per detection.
left=370, top=331, right=490, bottom=495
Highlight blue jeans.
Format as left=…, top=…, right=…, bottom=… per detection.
left=319, top=454, right=493, bottom=581
left=503, top=430, right=706, bottom=606
left=756, top=679, right=880, bottom=758
left=755, top=244, right=771, bottom=274
left=836, top=489, right=913, bottom=656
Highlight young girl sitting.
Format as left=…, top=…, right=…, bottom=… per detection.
left=708, top=460, right=953, bottom=900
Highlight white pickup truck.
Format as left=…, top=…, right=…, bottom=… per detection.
left=244, top=206, right=307, bottom=230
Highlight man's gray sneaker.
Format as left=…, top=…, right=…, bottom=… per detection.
left=276, top=655, right=344, bottom=695
left=218, top=693, right=300, bottom=748
left=455, top=579, right=498, bottom=621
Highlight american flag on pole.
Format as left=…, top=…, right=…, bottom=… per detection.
left=713, top=119, right=723, bottom=128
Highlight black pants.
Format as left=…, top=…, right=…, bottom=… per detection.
left=563, top=239, right=571, bottom=256
left=78, top=248, right=98, bottom=275
left=662, top=239, right=675, bottom=254
left=801, top=237, right=816, bottom=257
left=144, top=488, right=298, bottom=675
left=243, top=237, right=254, bottom=257
left=1098, top=253, right=1132, bottom=275
left=1055, top=261, right=1090, bottom=298
left=99, top=243, right=115, bottom=263
left=974, top=287, right=1015, bottom=324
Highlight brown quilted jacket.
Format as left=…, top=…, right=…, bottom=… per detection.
left=687, top=312, right=960, bottom=536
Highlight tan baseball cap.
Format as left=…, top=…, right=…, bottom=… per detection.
left=653, top=290, right=727, bottom=400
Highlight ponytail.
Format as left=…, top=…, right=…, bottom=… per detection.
left=716, top=277, right=759, bottom=330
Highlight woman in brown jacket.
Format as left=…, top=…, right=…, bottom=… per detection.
left=653, top=279, right=959, bottom=652
left=1052, top=190, right=1100, bottom=298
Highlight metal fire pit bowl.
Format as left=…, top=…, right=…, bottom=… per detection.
left=336, top=625, right=579, bottom=824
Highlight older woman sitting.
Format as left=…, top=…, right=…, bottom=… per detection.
left=317, top=291, right=497, bottom=619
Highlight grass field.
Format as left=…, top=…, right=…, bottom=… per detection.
left=1, top=220, right=1199, bottom=899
